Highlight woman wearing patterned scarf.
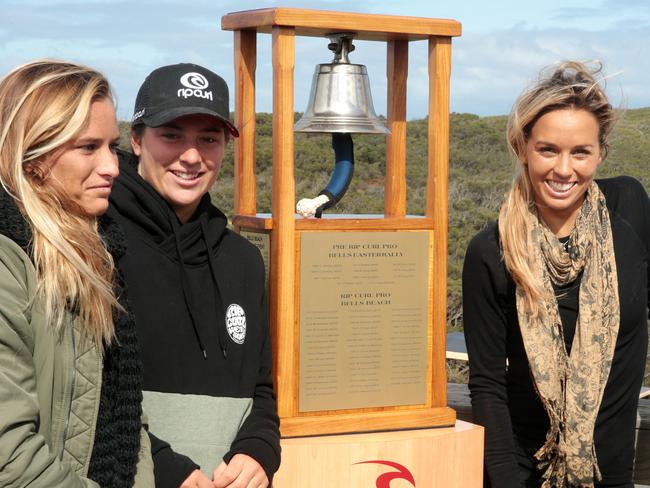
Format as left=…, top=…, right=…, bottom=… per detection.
left=0, top=60, right=153, bottom=487
left=463, top=61, right=649, bottom=488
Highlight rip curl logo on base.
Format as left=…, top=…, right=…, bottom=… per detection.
left=177, top=71, right=213, bottom=101
left=354, top=460, right=416, bottom=488
left=225, top=304, right=246, bottom=344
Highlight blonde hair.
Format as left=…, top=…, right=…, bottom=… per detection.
left=0, top=59, right=120, bottom=347
left=498, top=61, right=615, bottom=315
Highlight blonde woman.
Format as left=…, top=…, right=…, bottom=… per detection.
left=0, top=60, right=153, bottom=487
left=463, top=61, right=649, bottom=487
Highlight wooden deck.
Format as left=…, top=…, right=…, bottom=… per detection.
left=447, top=383, right=650, bottom=484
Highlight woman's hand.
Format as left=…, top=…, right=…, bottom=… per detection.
left=212, top=454, right=268, bottom=488
left=180, top=469, right=214, bottom=488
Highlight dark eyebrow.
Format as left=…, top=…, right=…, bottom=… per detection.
left=158, top=123, right=182, bottom=130
left=157, top=124, right=222, bottom=133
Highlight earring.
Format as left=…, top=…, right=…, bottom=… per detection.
left=23, top=162, right=47, bottom=181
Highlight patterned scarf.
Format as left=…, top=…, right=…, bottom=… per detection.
left=516, top=182, right=620, bottom=487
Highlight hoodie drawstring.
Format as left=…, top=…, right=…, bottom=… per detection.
left=200, top=216, right=229, bottom=359
left=170, top=215, right=208, bottom=360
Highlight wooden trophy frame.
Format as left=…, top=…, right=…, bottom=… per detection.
left=222, top=8, right=461, bottom=438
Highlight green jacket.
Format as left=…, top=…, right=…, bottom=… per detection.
left=0, top=234, right=154, bottom=487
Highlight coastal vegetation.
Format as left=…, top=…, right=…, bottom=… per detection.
left=119, top=108, right=650, bottom=384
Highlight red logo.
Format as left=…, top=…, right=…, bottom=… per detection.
left=354, top=460, right=416, bottom=488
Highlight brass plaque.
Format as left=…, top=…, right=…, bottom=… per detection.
left=299, top=231, right=430, bottom=412
left=240, top=229, right=270, bottom=288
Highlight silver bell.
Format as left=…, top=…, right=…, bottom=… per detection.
left=294, top=34, right=389, bottom=134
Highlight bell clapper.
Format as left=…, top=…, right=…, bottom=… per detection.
left=296, top=133, right=355, bottom=219
left=297, top=194, right=331, bottom=218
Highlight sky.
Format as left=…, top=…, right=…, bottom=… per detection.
left=2, top=0, right=649, bottom=121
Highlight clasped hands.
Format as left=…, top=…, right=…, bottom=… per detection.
left=180, top=454, right=268, bottom=488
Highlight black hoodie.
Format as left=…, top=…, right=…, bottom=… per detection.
left=107, top=150, right=280, bottom=487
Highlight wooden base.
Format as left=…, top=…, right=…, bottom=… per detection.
left=281, top=406, right=456, bottom=437
left=274, top=420, right=484, bottom=487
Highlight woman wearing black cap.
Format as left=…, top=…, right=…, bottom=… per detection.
left=108, top=63, right=280, bottom=488
left=462, top=61, right=649, bottom=488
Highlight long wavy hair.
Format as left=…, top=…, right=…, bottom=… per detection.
left=0, top=59, right=120, bottom=348
left=498, top=61, right=615, bottom=315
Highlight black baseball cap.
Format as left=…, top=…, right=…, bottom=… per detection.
left=132, top=63, right=239, bottom=137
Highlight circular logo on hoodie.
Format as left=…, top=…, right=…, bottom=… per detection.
left=225, top=304, right=246, bottom=344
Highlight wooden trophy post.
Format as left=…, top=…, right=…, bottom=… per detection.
left=222, top=8, right=483, bottom=487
